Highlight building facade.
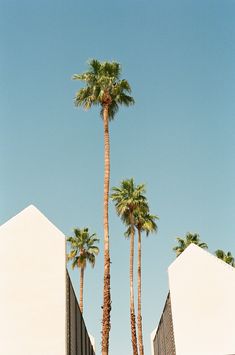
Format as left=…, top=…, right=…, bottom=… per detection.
left=151, top=293, right=176, bottom=355
left=151, top=244, right=235, bottom=355
left=67, top=272, right=95, bottom=355
left=0, top=205, right=95, bottom=355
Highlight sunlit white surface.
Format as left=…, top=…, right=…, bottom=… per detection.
left=168, top=244, right=235, bottom=355
left=150, top=327, right=157, bottom=355
left=0, top=205, right=66, bottom=355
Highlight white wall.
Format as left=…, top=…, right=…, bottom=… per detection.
left=168, top=244, right=235, bottom=355
left=0, top=205, right=66, bottom=355
left=150, top=327, right=157, bottom=355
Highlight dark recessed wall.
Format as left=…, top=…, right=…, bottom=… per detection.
left=153, top=293, right=176, bottom=355
left=67, top=272, right=95, bottom=355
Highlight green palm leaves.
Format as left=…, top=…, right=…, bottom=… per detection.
left=73, top=59, right=134, bottom=119
left=215, top=249, right=235, bottom=267
left=67, top=227, right=99, bottom=269
left=173, top=232, right=208, bottom=257
left=125, top=210, right=159, bottom=238
left=73, top=59, right=134, bottom=353
left=111, top=178, right=146, bottom=218
left=173, top=233, right=234, bottom=268
left=67, top=228, right=99, bottom=314
left=111, top=178, right=158, bottom=355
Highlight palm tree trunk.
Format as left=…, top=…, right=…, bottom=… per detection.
left=130, top=211, right=138, bottom=355
left=102, top=104, right=111, bottom=355
left=137, top=228, right=144, bottom=355
left=79, top=267, right=84, bottom=314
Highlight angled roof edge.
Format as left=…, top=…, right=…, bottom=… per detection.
left=0, top=204, right=65, bottom=238
left=168, top=243, right=235, bottom=274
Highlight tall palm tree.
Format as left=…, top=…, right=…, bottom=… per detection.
left=215, top=249, right=235, bottom=267
left=136, top=210, right=158, bottom=355
left=111, top=178, right=147, bottom=355
left=73, top=60, right=134, bottom=354
left=67, top=228, right=99, bottom=314
left=173, top=232, right=208, bottom=257
left=125, top=208, right=158, bottom=355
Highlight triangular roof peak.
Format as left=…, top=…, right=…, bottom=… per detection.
left=0, top=204, right=66, bottom=354
left=168, top=243, right=235, bottom=355
left=168, top=242, right=235, bottom=273
left=0, top=204, right=64, bottom=239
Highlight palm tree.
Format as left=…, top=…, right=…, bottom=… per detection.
left=73, top=60, right=134, bottom=355
left=67, top=228, right=99, bottom=314
left=215, top=249, right=235, bottom=267
left=126, top=208, right=158, bottom=355
left=136, top=210, right=158, bottom=355
left=173, top=232, right=208, bottom=257
left=111, top=178, right=147, bottom=355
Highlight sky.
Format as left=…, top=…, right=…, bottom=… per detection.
left=1, top=0, right=235, bottom=354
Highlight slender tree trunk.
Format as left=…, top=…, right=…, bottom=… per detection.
left=102, top=104, right=111, bottom=355
left=79, top=267, right=84, bottom=314
left=137, top=228, right=144, bottom=355
left=130, top=211, right=138, bottom=355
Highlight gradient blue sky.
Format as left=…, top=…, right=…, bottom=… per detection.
left=1, top=1, right=235, bottom=354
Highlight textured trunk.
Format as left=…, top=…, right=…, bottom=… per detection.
left=101, top=104, right=111, bottom=355
left=130, top=211, right=138, bottom=355
left=137, top=228, right=144, bottom=355
left=79, top=267, right=84, bottom=314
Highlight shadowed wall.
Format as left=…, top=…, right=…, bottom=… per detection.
left=67, top=272, right=95, bottom=355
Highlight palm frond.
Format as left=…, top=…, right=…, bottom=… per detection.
left=72, top=72, right=96, bottom=85
left=173, top=232, right=207, bottom=257
left=71, top=257, right=79, bottom=270
left=111, top=178, right=147, bottom=227
left=73, top=59, right=134, bottom=120
left=125, top=225, right=132, bottom=238
left=66, top=227, right=99, bottom=270
left=215, top=249, right=235, bottom=267
left=89, top=59, right=102, bottom=75
left=116, top=93, right=135, bottom=106
left=99, top=61, right=121, bottom=80
left=74, top=87, right=97, bottom=109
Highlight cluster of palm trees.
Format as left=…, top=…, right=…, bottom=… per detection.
left=111, top=178, right=158, bottom=355
left=68, top=59, right=159, bottom=354
left=173, top=232, right=235, bottom=267
left=66, top=58, right=234, bottom=355
left=66, top=179, right=158, bottom=355
left=72, top=59, right=135, bottom=355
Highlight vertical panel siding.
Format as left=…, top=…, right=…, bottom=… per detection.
left=66, top=272, right=95, bottom=355
left=153, top=293, right=176, bottom=355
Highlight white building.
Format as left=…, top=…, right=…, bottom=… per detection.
left=0, top=205, right=95, bottom=355
left=151, top=243, right=235, bottom=355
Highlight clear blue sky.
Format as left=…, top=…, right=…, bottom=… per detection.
left=1, top=0, right=235, bottom=354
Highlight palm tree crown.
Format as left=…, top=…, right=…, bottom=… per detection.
left=73, top=59, right=135, bottom=119
left=133, top=206, right=158, bottom=355
left=111, top=178, right=148, bottom=355
left=130, top=207, right=159, bottom=235
left=67, top=227, right=99, bottom=269
left=173, top=232, right=208, bottom=257
left=215, top=249, right=235, bottom=267
left=111, top=178, right=147, bottom=219
left=67, top=228, right=99, bottom=315
left=73, top=60, right=134, bottom=353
